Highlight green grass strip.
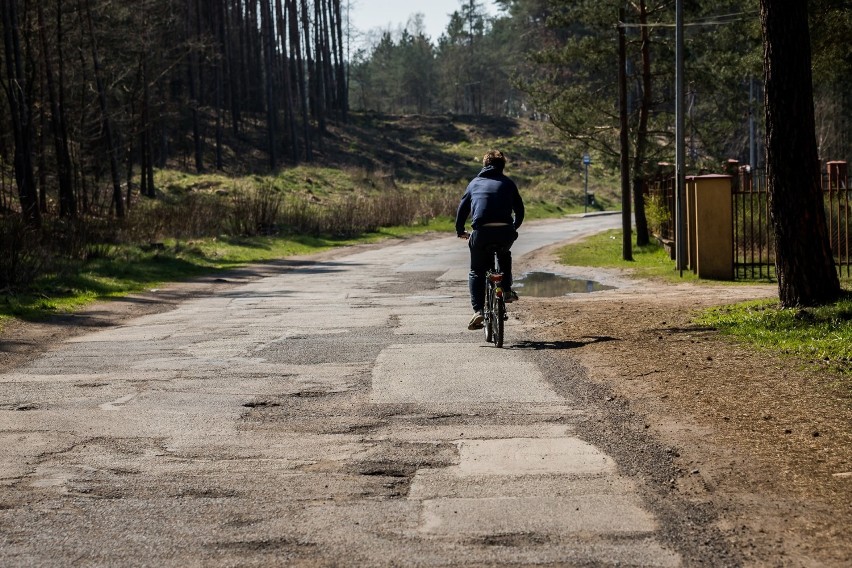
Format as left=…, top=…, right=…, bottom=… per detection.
left=557, top=228, right=698, bottom=282
left=696, top=297, right=852, bottom=379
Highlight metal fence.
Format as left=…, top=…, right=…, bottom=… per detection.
left=825, top=162, right=852, bottom=278
left=645, top=166, right=676, bottom=244
left=646, top=161, right=851, bottom=280
left=733, top=168, right=775, bottom=280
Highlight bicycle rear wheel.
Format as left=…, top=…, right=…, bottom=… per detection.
left=484, top=284, right=494, bottom=343
left=494, top=298, right=505, bottom=348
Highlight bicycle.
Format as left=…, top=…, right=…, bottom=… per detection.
left=483, top=245, right=508, bottom=348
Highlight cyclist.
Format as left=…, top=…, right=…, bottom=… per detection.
left=456, top=150, right=525, bottom=330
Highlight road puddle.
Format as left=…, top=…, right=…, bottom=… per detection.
left=514, top=272, right=614, bottom=297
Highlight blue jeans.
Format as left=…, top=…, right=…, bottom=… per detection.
left=468, top=226, right=518, bottom=312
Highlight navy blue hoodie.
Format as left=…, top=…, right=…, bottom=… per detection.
left=455, top=166, right=525, bottom=235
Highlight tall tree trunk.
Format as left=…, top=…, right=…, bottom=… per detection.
left=194, top=0, right=205, bottom=104
left=139, top=66, right=155, bottom=202
left=125, top=141, right=134, bottom=207
left=630, top=1, right=650, bottom=246
left=84, top=0, right=124, bottom=218
left=1, top=0, right=41, bottom=226
left=618, top=7, right=632, bottom=261
left=276, top=0, right=299, bottom=162
left=214, top=0, right=225, bottom=170
left=38, top=85, right=48, bottom=213
left=332, top=0, right=347, bottom=120
left=319, top=0, right=335, bottom=116
left=38, top=0, right=76, bottom=217
left=301, top=0, right=319, bottom=122
left=229, top=0, right=242, bottom=135
left=139, top=131, right=148, bottom=198
left=141, top=41, right=156, bottom=197
left=312, top=0, right=327, bottom=154
left=260, top=0, right=277, bottom=169
left=246, top=0, right=261, bottom=111
left=760, top=0, right=839, bottom=306
left=186, top=0, right=203, bottom=172
left=289, top=0, right=312, bottom=160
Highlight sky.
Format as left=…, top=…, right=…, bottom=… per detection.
left=348, top=0, right=500, bottom=47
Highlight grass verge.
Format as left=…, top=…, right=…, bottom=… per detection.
left=696, top=297, right=852, bottom=381
left=557, top=228, right=698, bottom=282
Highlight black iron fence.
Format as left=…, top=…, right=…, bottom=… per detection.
left=733, top=168, right=775, bottom=280
left=825, top=162, right=851, bottom=279
left=646, top=161, right=851, bottom=280
left=644, top=165, right=676, bottom=245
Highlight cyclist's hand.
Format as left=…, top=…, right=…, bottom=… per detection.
left=458, top=231, right=470, bottom=240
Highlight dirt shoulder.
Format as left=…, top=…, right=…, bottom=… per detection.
left=517, top=244, right=852, bottom=566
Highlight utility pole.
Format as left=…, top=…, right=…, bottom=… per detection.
left=749, top=76, right=756, bottom=168
left=618, top=8, right=633, bottom=261
left=675, top=0, right=686, bottom=273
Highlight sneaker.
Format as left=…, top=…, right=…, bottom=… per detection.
left=468, top=312, right=484, bottom=330
left=505, top=289, right=519, bottom=303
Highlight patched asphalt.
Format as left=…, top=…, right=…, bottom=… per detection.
left=0, top=214, right=707, bottom=566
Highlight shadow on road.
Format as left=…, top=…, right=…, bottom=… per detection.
left=511, top=336, right=619, bottom=350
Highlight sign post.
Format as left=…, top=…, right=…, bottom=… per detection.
left=583, top=153, right=591, bottom=214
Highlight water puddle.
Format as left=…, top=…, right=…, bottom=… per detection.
left=514, top=272, right=615, bottom=297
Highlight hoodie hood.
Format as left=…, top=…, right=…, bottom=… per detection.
left=478, top=165, right=503, bottom=179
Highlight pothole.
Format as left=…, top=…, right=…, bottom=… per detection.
left=289, top=391, right=329, bottom=398
left=515, top=272, right=615, bottom=297
left=242, top=400, right=280, bottom=408
left=357, top=464, right=413, bottom=478
left=211, top=537, right=316, bottom=552
left=172, top=488, right=239, bottom=499
left=472, top=532, right=551, bottom=547
left=2, top=403, right=39, bottom=411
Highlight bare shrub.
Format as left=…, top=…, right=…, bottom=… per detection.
left=124, top=193, right=232, bottom=242
left=229, top=184, right=282, bottom=236
left=419, top=187, right=458, bottom=220
left=0, top=179, right=458, bottom=294
left=278, top=187, right=456, bottom=237
left=0, top=216, right=126, bottom=290
left=55, top=219, right=133, bottom=268
left=0, top=216, right=45, bottom=290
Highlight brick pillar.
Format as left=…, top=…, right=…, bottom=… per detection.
left=738, top=165, right=752, bottom=192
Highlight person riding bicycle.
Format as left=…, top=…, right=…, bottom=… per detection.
left=456, top=150, right=525, bottom=330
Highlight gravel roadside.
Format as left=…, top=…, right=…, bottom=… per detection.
left=516, top=251, right=852, bottom=566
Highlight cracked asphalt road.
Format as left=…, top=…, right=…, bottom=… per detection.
left=0, top=215, right=728, bottom=566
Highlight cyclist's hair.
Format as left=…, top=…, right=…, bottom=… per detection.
left=482, top=150, right=506, bottom=172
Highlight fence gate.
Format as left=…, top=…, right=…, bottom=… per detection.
left=733, top=168, right=775, bottom=280
left=733, top=162, right=851, bottom=280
